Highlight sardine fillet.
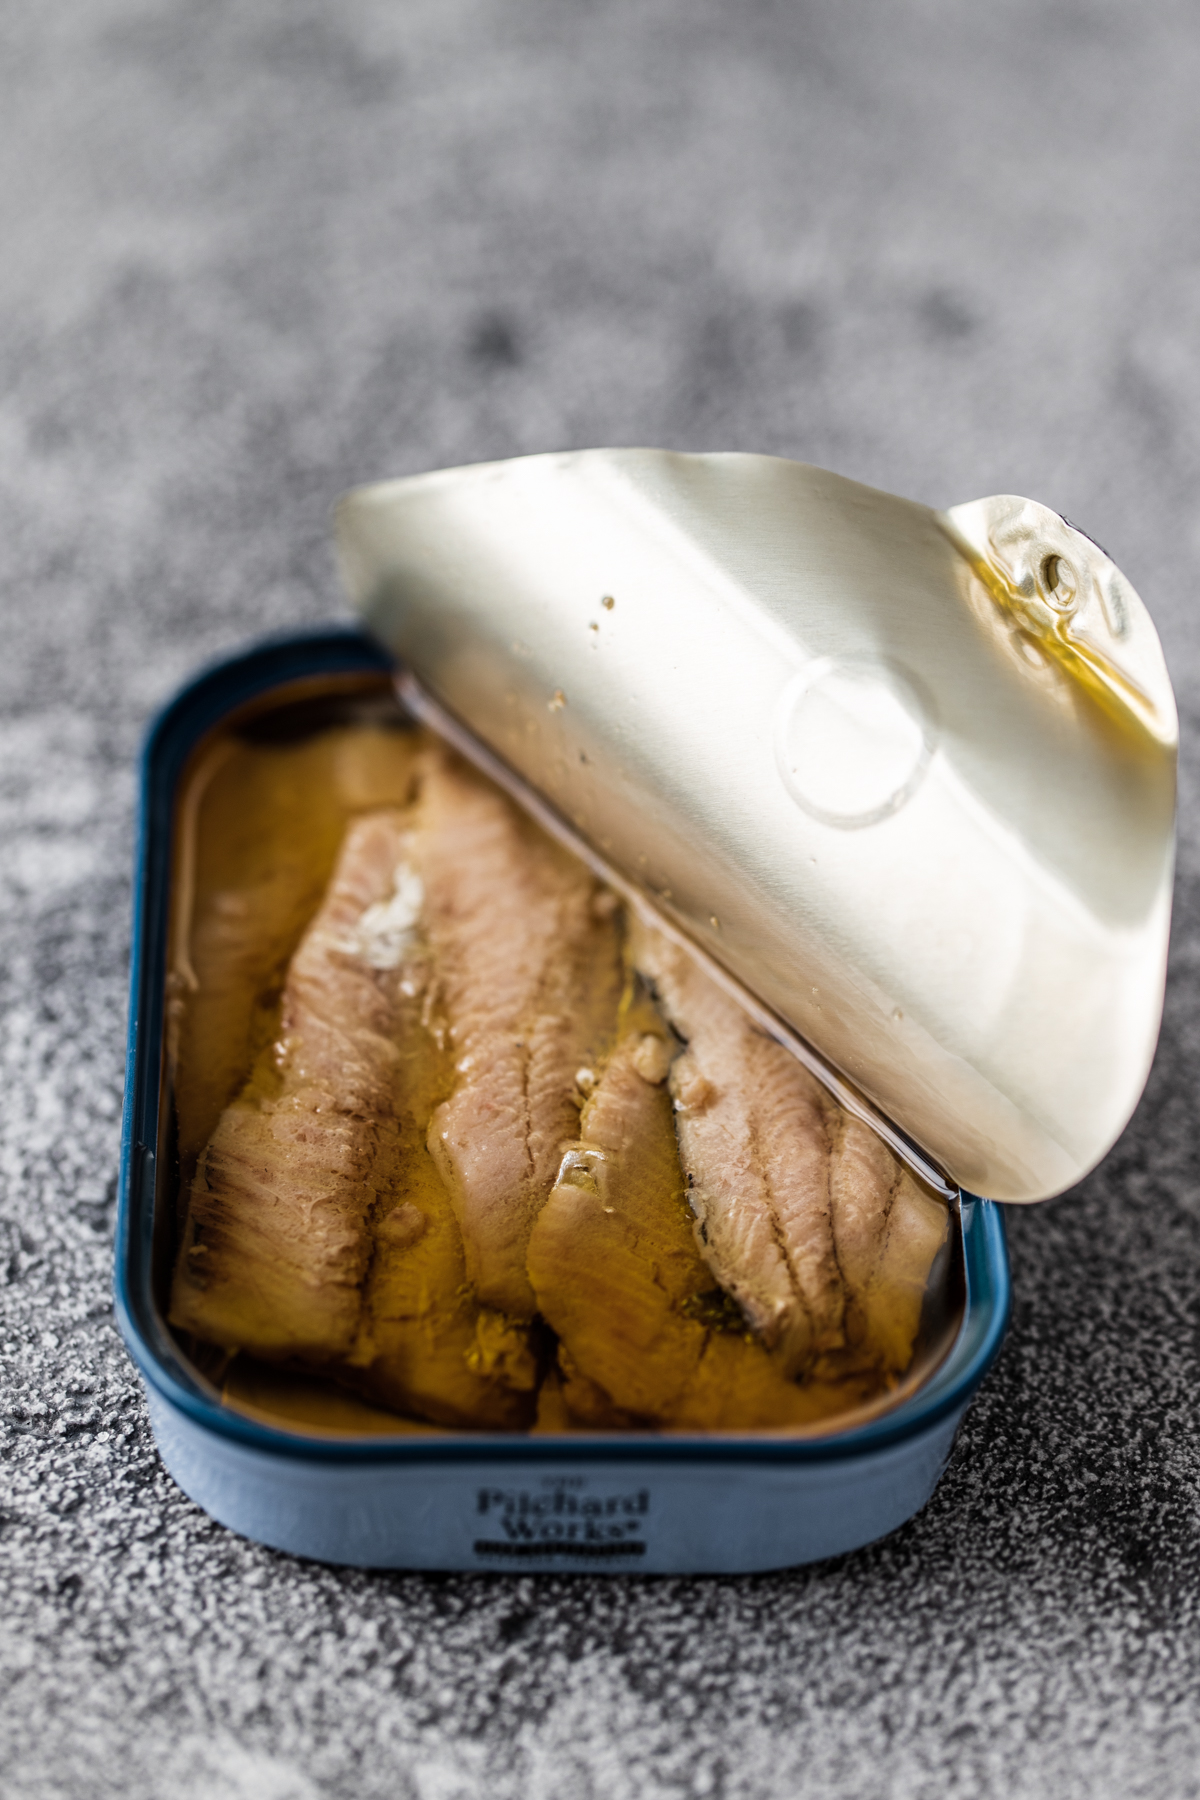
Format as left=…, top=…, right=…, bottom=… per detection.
left=417, top=752, right=623, bottom=1316
left=528, top=1008, right=709, bottom=1421
left=853, top=1170, right=949, bottom=1373
left=829, top=1114, right=902, bottom=1303
left=529, top=1003, right=873, bottom=1431
left=630, top=921, right=844, bottom=1374
left=170, top=810, right=415, bottom=1357
left=171, top=725, right=422, bottom=1170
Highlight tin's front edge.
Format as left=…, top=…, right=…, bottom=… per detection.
left=144, top=1386, right=970, bottom=1573
left=115, top=630, right=1011, bottom=1573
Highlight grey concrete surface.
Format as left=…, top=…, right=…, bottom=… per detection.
left=3, top=3, right=1200, bottom=1796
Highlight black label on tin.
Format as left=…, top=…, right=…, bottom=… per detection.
left=472, top=1477, right=650, bottom=1560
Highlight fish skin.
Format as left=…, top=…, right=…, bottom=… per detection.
left=629, top=920, right=845, bottom=1376
left=416, top=752, right=624, bottom=1317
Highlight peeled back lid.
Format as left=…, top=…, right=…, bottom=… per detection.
left=335, top=450, right=1177, bottom=1203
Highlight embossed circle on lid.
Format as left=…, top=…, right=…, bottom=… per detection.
left=773, top=658, right=935, bottom=829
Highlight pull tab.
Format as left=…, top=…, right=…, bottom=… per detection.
left=940, top=495, right=1177, bottom=750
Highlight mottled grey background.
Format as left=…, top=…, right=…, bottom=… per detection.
left=3, top=3, right=1200, bottom=1796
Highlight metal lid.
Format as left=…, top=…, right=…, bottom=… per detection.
left=335, top=450, right=1177, bottom=1203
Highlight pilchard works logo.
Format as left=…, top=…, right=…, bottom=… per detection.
left=473, top=1478, right=650, bottom=1560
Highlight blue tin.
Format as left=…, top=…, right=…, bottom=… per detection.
left=116, top=628, right=1011, bottom=1573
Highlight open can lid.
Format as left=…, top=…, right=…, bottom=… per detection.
left=335, top=450, right=1177, bottom=1203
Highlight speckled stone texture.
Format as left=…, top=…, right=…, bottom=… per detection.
left=3, top=3, right=1200, bottom=1796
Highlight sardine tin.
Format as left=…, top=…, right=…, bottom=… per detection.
left=337, top=451, right=1177, bottom=1204
left=116, top=628, right=1010, bottom=1573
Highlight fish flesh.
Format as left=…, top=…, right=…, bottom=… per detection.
left=171, top=803, right=534, bottom=1427
left=629, top=920, right=846, bottom=1376
left=171, top=809, right=417, bottom=1356
left=831, top=1116, right=949, bottom=1374
left=416, top=751, right=624, bottom=1317
left=528, top=986, right=875, bottom=1429
left=170, top=723, right=422, bottom=1171
left=527, top=988, right=707, bottom=1421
